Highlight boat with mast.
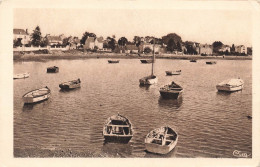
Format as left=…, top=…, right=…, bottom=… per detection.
left=139, top=38, right=158, bottom=85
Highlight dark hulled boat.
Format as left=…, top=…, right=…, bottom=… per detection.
left=206, top=61, right=216, bottom=65
left=108, top=60, right=119, bottom=63
left=103, top=114, right=133, bottom=143
left=59, top=78, right=81, bottom=89
left=47, top=66, right=59, bottom=73
left=159, top=81, right=183, bottom=99
left=140, top=59, right=153, bottom=64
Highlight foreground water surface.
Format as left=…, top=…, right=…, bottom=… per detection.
left=14, top=58, right=252, bottom=158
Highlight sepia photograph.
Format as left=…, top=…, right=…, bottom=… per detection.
left=1, top=0, right=260, bottom=166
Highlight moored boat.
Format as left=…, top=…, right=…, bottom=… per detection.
left=23, top=86, right=51, bottom=104
left=139, top=38, right=157, bottom=85
left=103, top=113, right=133, bottom=143
left=13, top=72, right=30, bottom=79
left=47, top=66, right=59, bottom=73
left=145, top=126, right=178, bottom=154
left=108, top=60, right=119, bottom=63
left=165, top=70, right=181, bottom=75
left=216, top=78, right=244, bottom=92
left=59, top=78, right=81, bottom=89
left=206, top=61, right=216, bottom=64
left=190, top=59, right=197, bottom=62
left=140, top=59, right=153, bottom=64
left=159, top=81, right=183, bottom=99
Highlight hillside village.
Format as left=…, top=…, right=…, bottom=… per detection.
left=13, top=27, right=252, bottom=56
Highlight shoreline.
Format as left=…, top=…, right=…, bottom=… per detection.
left=13, top=51, right=252, bottom=62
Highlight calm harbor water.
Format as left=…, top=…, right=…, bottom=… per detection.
left=14, top=58, right=252, bottom=158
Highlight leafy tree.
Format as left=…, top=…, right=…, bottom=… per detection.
left=162, top=33, right=182, bottom=46
left=177, top=41, right=182, bottom=52
left=144, top=47, right=152, bottom=54
left=212, top=41, right=223, bottom=53
left=118, top=37, right=128, bottom=46
left=133, top=36, right=141, bottom=46
left=31, top=26, right=42, bottom=47
left=167, top=39, right=177, bottom=52
left=107, top=36, right=116, bottom=50
left=13, top=38, right=23, bottom=47
left=80, top=32, right=96, bottom=45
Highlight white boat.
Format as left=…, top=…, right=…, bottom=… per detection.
left=145, top=126, right=178, bottom=154
left=216, top=78, right=244, bottom=92
left=59, top=78, right=81, bottom=89
left=103, top=113, right=133, bottom=143
left=13, top=72, right=30, bottom=79
left=139, top=38, right=158, bottom=85
left=165, top=70, right=181, bottom=75
left=23, top=86, right=51, bottom=104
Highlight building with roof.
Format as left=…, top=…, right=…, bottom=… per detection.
left=47, top=35, right=63, bottom=45
left=84, top=37, right=103, bottom=50
left=199, top=44, right=213, bottom=55
left=219, top=45, right=231, bottom=53
left=13, top=28, right=30, bottom=45
left=125, top=44, right=139, bottom=53
left=235, top=45, right=247, bottom=54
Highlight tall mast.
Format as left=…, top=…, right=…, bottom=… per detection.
left=151, top=38, right=155, bottom=76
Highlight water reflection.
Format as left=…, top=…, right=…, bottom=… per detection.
left=158, top=97, right=183, bottom=109
left=102, top=142, right=133, bottom=157
left=144, top=146, right=178, bottom=158
left=59, top=88, right=81, bottom=93
left=22, top=104, right=34, bottom=111
left=139, top=84, right=151, bottom=90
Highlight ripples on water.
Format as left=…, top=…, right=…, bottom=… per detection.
left=14, top=59, right=252, bottom=158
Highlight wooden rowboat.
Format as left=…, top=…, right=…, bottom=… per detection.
left=13, top=72, right=30, bottom=79
left=108, top=60, right=119, bottom=63
left=103, top=114, right=133, bottom=143
left=140, top=59, right=153, bottom=64
left=59, top=78, right=81, bottom=89
left=23, top=86, right=51, bottom=104
left=165, top=70, right=181, bottom=75
left=206, top=61, right=216, bottom=64
left=47, top=66, right=59, bottom=73
left=216, top=78, right=244, bottom=92
left=145, top=126, right=178, bottom=154
left=159, top=81, right=183, bottom=99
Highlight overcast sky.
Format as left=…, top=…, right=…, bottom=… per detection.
left=14, top=8, right=252, bottom=46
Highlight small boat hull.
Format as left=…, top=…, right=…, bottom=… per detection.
left=216, top=78, right=244, bottom=92
left=108, top=60, right=119, bottom=63
left=13, top=73, right=30, bottom=79
left=140, top=59, right=153, bottom=64
left=103, top=135, right=132, bottom=143
left=59, top=83, right=80, bottom=89
left=165, top=71, right=181, bottom=75
left=22, top=87, right=51, bottom=104
left=139, top=76, right=158, bottom=85
left=160, top=90, right=183, bottom=99
left=206, top=61, right=216, bottom=64
left=145, top=138, right=178, bottom=154
left=145, top=126, right=178, bottom=154
left=190, top=59, right=197, bottom=62
left=216, top=85, right=243, bottom=92
left=47, top=66, right=59, bottom=73
left=103, top=114, right=133, bottom=143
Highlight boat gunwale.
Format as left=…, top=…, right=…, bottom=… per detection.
left=22, top=87, right=51, bottom=98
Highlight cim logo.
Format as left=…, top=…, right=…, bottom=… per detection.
left=233, top=150, right=251, bottom=158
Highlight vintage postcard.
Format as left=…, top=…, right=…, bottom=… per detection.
left=0, top=0, right=260, bottom=166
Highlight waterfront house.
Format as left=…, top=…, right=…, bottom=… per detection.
left=94, top=37, right=104, bottom=50
left=219, top=45, right=231, bottom=53
left=139, top=43, right=161, bottom=53
left=13, top=28, right=30, bottom=45
left=185, top=41, right=200, bottom=54
left=84, top=37, right=95, bottom=50
left=235, top=45, right=247, bottom=54
left=47, top=35, right=63, bottom=45
left=126, top=44, right=139, bottom=53
left=84, top=37, right=104, bottom=50
left=199, top=44, right=213, bottom=55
